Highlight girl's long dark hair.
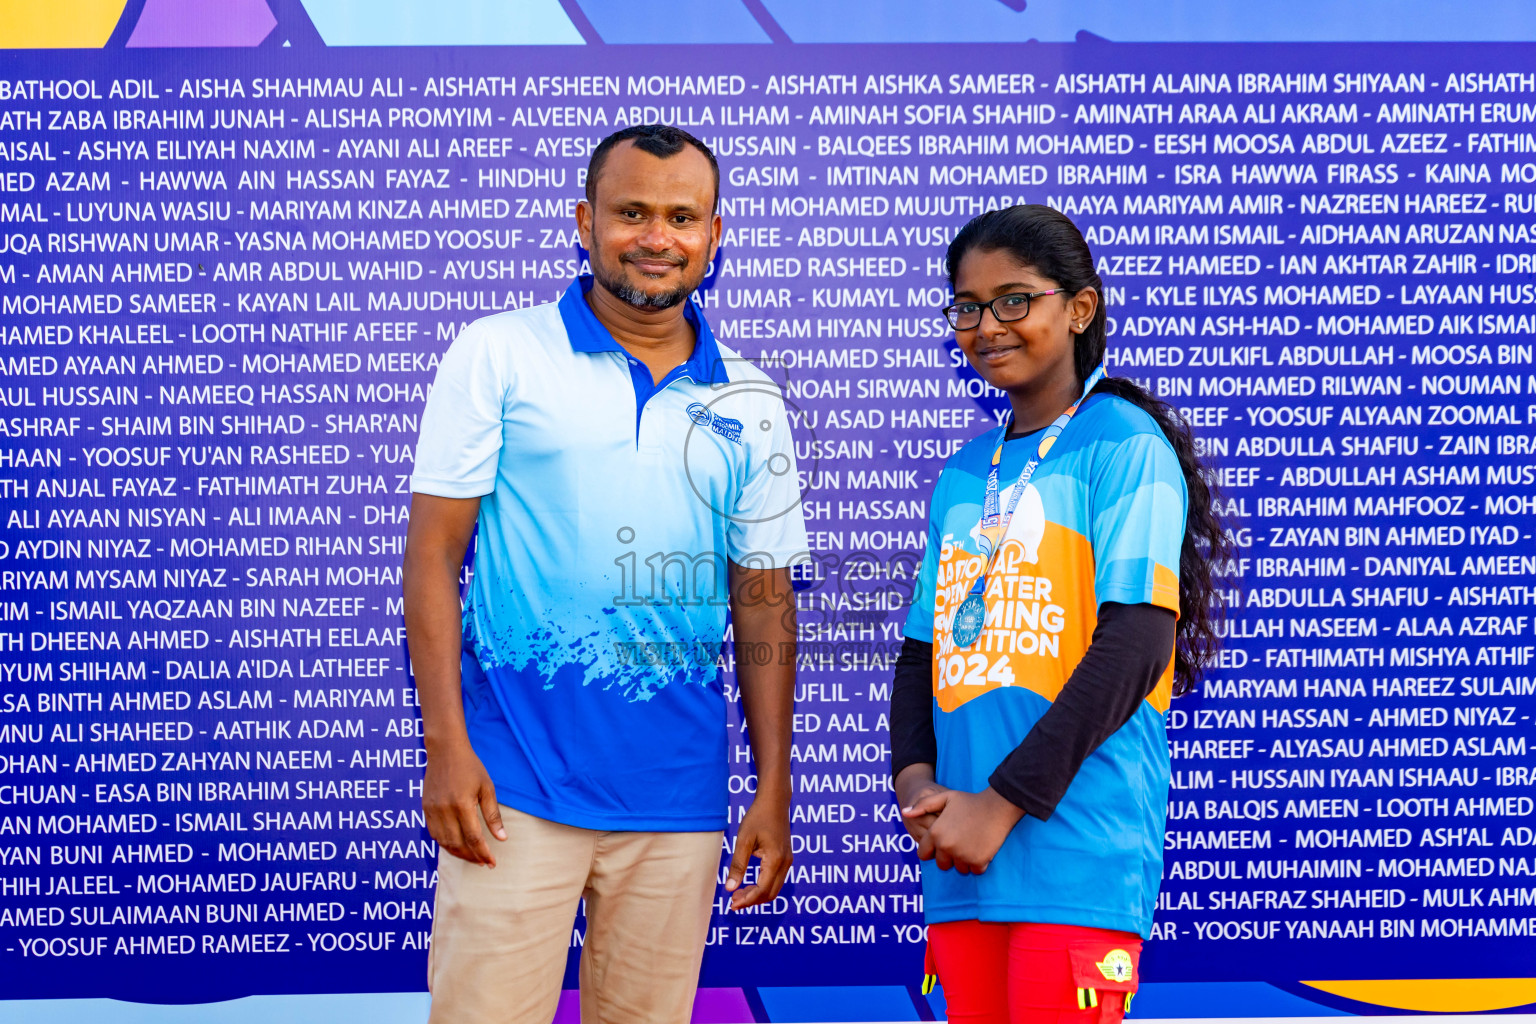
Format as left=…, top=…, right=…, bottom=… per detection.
left=945, top=204, right=1231, bottom=695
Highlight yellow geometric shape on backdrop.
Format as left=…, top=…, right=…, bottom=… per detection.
left=1301, top=978, right=1536, bottom=1013
left=0, top=0, right=128, bottom=47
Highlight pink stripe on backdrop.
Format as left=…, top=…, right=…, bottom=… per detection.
left=127, top=0, right=276, bottom=46
left=692, top=988, right=757, bottom=1022
left=552, top=990, right=580, bottom=1023
left=552, top=988, right=755, bottom=1023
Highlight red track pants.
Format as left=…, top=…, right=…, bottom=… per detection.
left=927, top=921, right=1142, bottom=1024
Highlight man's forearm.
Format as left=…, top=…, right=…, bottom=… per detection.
left=730, top=565, right=795, bottom=799
left=402, top=495, right=481, bottom=754
left=403, top=555, right=471, bottom=751
left=738, top=658, right=793, bottom=800
left=402, top=494, right=505, bottom=864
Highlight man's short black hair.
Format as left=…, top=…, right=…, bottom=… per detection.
left=585, top=124, right=719, bottom=209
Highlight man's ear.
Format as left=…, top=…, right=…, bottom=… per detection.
left=707, top=211, right=723, bottom=263
left=575, top=199, right=594, bottom=251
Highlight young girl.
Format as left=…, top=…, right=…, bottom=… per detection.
left=889, top=205, right=1227, bottom=1024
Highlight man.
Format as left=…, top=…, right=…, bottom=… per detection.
left=403, top=125, right=807, bottom=1024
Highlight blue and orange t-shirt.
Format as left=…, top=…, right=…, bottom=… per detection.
left=903, top=391, right=1187, bottom=937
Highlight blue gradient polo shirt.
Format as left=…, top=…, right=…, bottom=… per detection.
left=412, top=276, right=808, bottom=831
left=904, top=393, right=1187, bottom=936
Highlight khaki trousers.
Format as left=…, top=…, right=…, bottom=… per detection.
left=428, top=804, right=723, bottom=1024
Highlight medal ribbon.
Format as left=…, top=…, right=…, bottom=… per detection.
left=963, top=364, right=1106, bottom=603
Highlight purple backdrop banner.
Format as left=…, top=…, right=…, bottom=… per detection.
left=0, top=38, right=1534, bottom=1019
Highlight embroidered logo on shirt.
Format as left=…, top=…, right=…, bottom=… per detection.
left=686, top=402, right=743, bottom=445
left=710, top=414, right=743, bottom=444
left=1096, top=949, right=1134, bottom=983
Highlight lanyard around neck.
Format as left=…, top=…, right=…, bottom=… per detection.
left=967, top=364, right=1106, bottom=595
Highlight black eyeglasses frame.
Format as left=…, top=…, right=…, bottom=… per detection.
left=940, top=289, right=1066, bottom=330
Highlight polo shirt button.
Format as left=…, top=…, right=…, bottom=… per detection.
left=628, top=358, right=638, bottom=365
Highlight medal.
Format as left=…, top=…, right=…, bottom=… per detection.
left=950, top=593, right=988, bottom=649
left=947, top=365, right=1106, bottom=649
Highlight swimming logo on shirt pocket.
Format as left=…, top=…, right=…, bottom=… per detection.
left=686, top=402, right=743, bottom=445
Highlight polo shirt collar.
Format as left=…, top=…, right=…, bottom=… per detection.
left=558, top=275, right=730, bottom=385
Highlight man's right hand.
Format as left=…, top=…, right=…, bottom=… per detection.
left=422, top=738, right=507, bottom=867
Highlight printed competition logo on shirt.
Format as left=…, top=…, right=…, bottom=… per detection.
left=686, top=401, right=743, bottom=444
left=931, top=507, right=1094, bottom=714
left=925, top=400, right=1181, bottom=717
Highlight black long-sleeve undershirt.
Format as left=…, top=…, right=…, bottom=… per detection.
left=889, top=601, right=1177, bottom=822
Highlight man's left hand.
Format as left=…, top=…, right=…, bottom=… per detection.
left=724, top=796, right=792, bottom=909
left=910, top=787, right=1025, bottom=874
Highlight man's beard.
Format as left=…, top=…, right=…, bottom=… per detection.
left=592, top=247, right=700, bottom=311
